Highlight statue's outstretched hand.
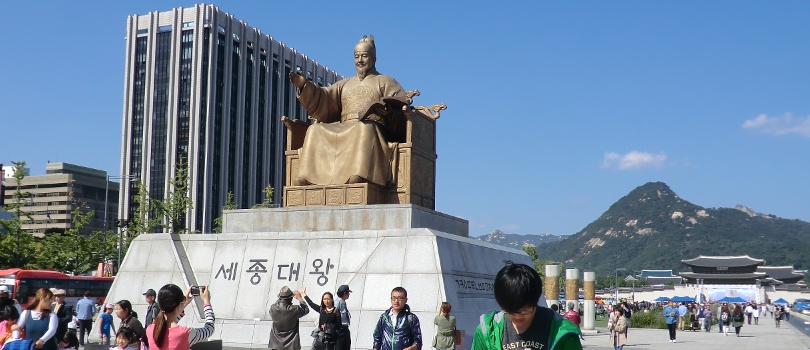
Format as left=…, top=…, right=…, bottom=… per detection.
left=289, top=71, right=307, bottom=89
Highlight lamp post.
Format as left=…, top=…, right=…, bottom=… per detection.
left=615, top=268, right=627, bottom=302
left=104, top=174, right=138, bottom=273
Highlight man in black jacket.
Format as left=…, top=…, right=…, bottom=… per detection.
left=143, top=289, right=158, bottom=326
left=53, top=289, right=74, bottom=341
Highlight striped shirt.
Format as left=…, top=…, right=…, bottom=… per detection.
left=188, top=305, right=215, bottom=346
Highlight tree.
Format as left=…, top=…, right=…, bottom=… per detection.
left=251, top=184, right=275, bottom=209
left=160, top=158, right=193, bottom=234
left=36, top=207, right=99, bottom=274
left=0, top=161, right=38, bottom=268
left=522, top=245, right=544, bottom=273
left=127, top=180, right=160, bottom=236
left=213, top=192, right=235, bottom=233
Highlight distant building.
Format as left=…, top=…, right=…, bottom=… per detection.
left=679, top=255, right=767, bottom=285
left=756, top=266, right=806, bottom=286
left=119, top=4, right=341, bottom=233
left=2, top=165, right=30, bottom=179
left=0, top=162, right=119, bottom=236
left=638, top=269, right=683, bottom=285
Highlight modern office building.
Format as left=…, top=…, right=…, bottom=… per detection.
left=119, top=4, right=341, bottom=233
left=0, top=162, right=119, bottom=236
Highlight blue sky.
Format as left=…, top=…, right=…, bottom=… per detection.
left=2, top=1, right=808, bottom=237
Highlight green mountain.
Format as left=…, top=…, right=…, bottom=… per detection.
left=534, top=182, right=810, bottom=275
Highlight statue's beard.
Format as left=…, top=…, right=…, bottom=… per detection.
left=356, top=64, right=374, bottom=80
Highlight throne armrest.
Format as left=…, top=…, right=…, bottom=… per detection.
left=282, top=116, right=310, bottom=151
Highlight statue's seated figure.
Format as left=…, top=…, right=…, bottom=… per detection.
left=283, top=35, right=444, bottom=208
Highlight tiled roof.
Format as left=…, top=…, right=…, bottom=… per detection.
left=681, top=255, right=765, bottom=268
left=678, top=272, right=767, bottom=279
left=640, top=270, right=675, bottom=277
left=756, top=266, right=804, bottom=281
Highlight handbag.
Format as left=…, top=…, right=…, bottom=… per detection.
left=311, top=329, right=325, bottom=350
left=454, top=330, right=462, bottom=346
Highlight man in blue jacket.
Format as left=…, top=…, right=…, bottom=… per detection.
left=372, top=287, right=422, bottom=350
left=663, top=301, right=678, bottom=343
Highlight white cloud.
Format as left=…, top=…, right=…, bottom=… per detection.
left=602, top=151, right=666, bottom=170
left=742, top=113, right=810, bottom=137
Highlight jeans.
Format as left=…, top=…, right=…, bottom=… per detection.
left=614, top=336, right=623, bottom=350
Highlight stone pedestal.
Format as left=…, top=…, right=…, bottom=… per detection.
left=583, top=271, right=596, bottom=330
left=106, top=207, right=528, bottom=349
left=223, top=204, right=468, bottom=237
left=545, top=265, right=559, bottom=309
left=284, top=183, right=388, bottom=207
left=565, top=268, right=579, bottom=311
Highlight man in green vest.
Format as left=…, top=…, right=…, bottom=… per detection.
left=472, top=263, right=583, bottom=350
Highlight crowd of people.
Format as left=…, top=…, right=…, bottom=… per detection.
left=8, top=266, right=800, bottom=350
left=658, top=299, right=791, bottom=343
left=0, top=263, right=586, bottom=350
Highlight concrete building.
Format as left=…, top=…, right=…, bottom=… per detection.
left=119, top=4, right=341, bottom=233
left=0, top=162, right=119, bottom=236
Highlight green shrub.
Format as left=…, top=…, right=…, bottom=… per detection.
left=629, top=310, right=668, bottom=329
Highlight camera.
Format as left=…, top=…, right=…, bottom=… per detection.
left=190, top=285, right=205, bottom=296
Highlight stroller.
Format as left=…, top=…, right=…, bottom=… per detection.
left=689, top=313, right=700, bottom=331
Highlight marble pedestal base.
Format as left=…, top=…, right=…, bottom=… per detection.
left=106, top=209, right=528, bottom=349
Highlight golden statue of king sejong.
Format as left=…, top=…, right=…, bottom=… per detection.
left=289, top=35, right=409, bottom=187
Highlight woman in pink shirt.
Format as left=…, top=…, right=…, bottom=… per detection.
left=146, top=284, right=214, bottom=350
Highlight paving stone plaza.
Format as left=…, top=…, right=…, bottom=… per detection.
left=580, top=314, right=810, bottom=350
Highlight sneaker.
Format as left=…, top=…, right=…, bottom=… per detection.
left=673, top=339, right=677, bottom=343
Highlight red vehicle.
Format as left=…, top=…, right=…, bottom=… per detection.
left=0, top=268, right=114, bottom=308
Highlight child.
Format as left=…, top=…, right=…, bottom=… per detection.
left=0, top=306, right=21, bottom=348
left=112, top=327, right=140, bottom=350
left=58, top=332, right=79, bottom=350
left=98, top=303, right=116, bottom=345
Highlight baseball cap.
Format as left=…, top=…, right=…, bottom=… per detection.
left=53, top=289, right=66, bottom=296
left=106, top=303, right=114, bottom=309
left=143, top=289, right=156, bottom=297
left=337, top=285, right=352, bottom=294
left=0, top=286, right=9, bottom=293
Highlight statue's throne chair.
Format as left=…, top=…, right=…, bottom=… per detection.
left=282, top=91, right=445, bottom=209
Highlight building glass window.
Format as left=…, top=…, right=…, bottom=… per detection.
left=227, top=39, right=240, bottom=200
left=148, top=31, right=173, bottom=203
left=128, top=36, right=148, bottom=212
left=176, top=30, right=194, bottom=164
left=195, top=27, right=211, bottom=233
left=242, top=47, right=254, bottom=209
left=211, top=32, right=227, bottom=229
left=255, top=54, right=267, bottom=205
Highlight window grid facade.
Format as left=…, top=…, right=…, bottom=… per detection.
left=119, top=4, right=341, bottom=233
left=148, top=31, right=173, bottom=202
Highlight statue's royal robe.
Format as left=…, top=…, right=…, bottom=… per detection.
left=296, top=72, right=406, bottom=186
